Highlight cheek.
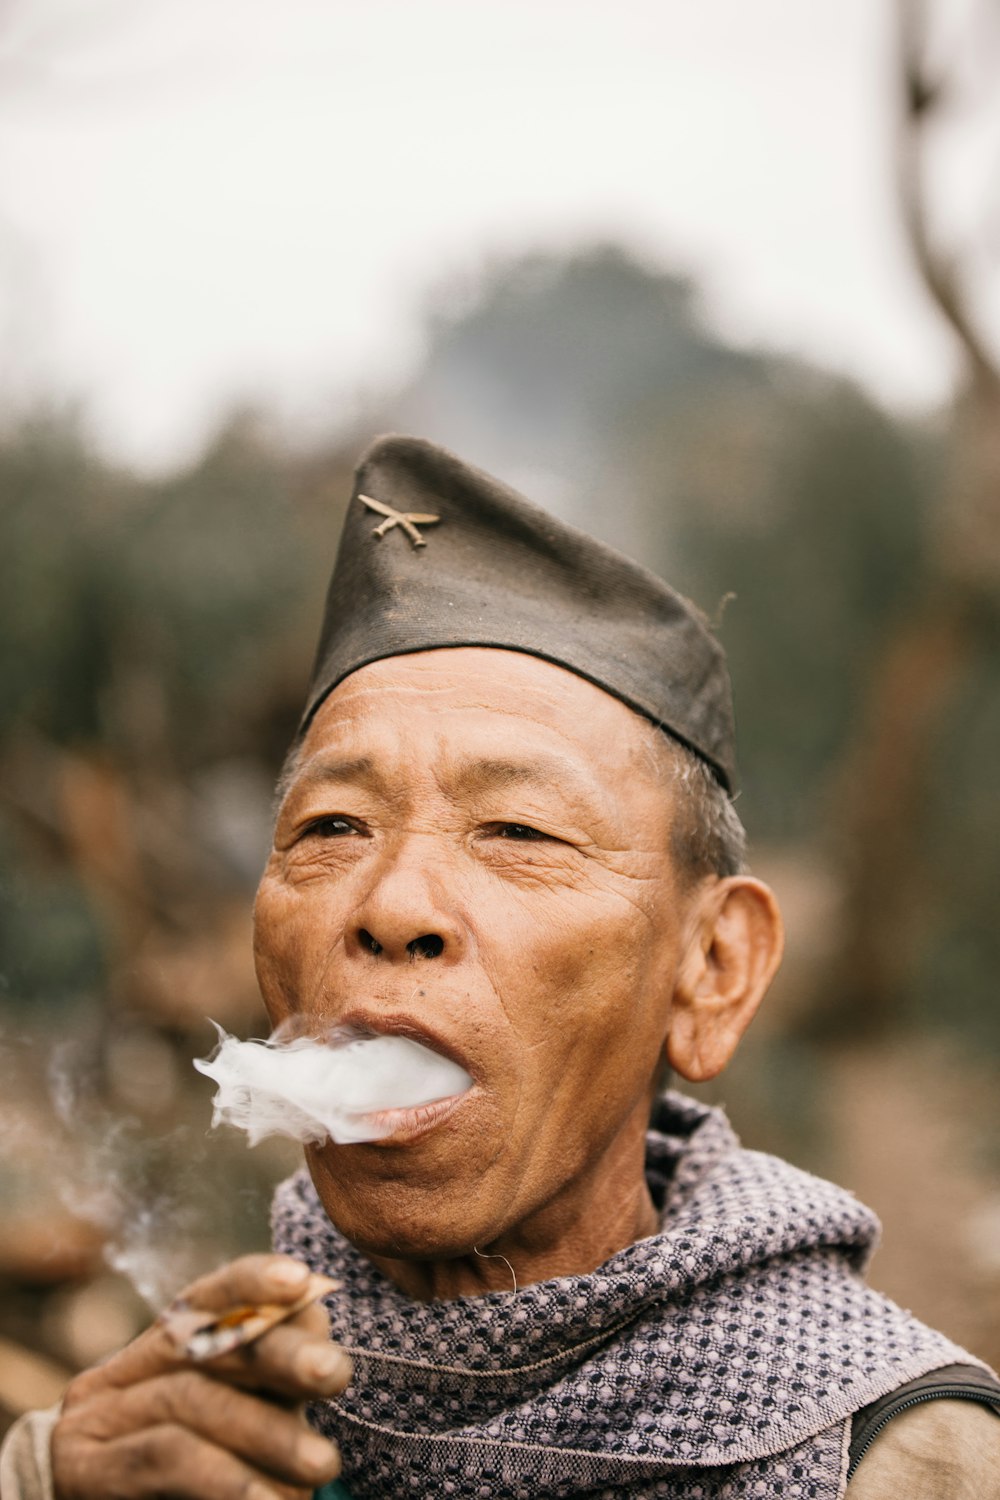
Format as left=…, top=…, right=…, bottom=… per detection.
left=489, top=887, right=666, bottom=1059
left=252, top=864, right=348, bottom=1014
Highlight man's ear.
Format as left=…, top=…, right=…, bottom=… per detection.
left=666, top=877, right=784, bottom=1083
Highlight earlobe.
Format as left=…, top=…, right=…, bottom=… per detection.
left=666, top=877, right=784, bottom=1083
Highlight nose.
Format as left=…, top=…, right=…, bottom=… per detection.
left=347, top=839, right=465, bottom=964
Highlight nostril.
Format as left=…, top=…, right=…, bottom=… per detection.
left=359, top=929, right=383, bottom=955
left=407, top=934, right=444, bottom=960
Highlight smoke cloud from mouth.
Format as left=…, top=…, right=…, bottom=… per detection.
left=194, top=1023, right=473, bottom=1146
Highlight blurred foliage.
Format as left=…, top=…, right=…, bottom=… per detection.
left=0, top=409, right=355, bottom=1015
left=660, top=377, right=935, bottom=839
left=912, top=634, right=1000, bottom=1052
left=1, top=409, right=339, bottom=767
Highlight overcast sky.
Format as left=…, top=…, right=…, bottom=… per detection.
left=0, top=0, right=997, bottom=469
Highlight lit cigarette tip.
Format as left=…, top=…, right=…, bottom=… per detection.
left=161, top=1272, right=339, bottom=1361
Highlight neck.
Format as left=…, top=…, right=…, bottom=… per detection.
left=367, top=1112, right=660, bottom=1301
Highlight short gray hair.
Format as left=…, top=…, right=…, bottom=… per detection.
left=653, top=731, right=748, bottom=883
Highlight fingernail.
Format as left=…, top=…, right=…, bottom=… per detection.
left=299, top=1432, right=339, bottom=1474
left=268, top=1259, right=308, bottom=1288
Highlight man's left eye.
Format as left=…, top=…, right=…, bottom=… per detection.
left=490, top=822, right=547, bottom=841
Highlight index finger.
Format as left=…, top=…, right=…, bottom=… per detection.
left=178, top=1255, right=313, bottom=1313
left=80, top=1257, right=318, bottom=1393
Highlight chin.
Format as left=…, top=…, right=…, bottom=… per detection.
left=308, top=1164, right=492, bottom=1260
left=304, top=1128, right=511, bottom=1260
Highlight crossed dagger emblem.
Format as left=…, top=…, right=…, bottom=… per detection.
left=359, top=494, right=440, bottom=549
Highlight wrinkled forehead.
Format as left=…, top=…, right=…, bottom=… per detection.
left=289, top=647, right=676, bottom=808
left=307, top=647, right=655, bottom=745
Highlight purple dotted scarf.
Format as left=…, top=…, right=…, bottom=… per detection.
left=272, top=1093, right=978, bottom=1499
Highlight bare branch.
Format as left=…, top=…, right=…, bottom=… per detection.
left=895, top=0, right=1000, bottom=393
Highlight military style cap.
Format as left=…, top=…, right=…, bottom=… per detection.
left=301, top=435, right=737, bottom=792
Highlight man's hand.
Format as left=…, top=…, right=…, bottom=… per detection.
left=51, top=1255, right=350, bottom=1500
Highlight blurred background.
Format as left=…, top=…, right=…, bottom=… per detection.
left=2, top=0, right=1000, bottom=1433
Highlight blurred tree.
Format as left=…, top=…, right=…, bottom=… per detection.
left=812, top=0, right=1000, bottom=1041
left=644, top=372, right=933, bottom=841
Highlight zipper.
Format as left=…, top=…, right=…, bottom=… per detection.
left=846, top=1383, right=1000, bottom=1481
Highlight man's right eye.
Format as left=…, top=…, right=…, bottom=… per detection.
left=302, top=816, right=358, bottom=838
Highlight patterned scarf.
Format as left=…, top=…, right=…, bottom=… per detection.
left=272, top=1092, right=977, bottom=1500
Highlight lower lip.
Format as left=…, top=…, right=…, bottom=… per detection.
left=355, top=1090, right=471, bottom=1145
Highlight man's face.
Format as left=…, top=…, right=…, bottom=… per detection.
left=254, top=648, right=698, bottom=1259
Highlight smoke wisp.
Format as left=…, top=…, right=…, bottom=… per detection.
left=46, top=1039, right=212, bottom=1309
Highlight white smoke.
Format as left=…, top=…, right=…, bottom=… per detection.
left=195, top=1023, right=473, bottom=1146
left=45, top=1039, right=210, bottom=1310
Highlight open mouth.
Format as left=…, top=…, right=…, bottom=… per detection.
left=334, top=1011, right=474, bottom=1078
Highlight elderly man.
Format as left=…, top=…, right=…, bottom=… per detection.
left=4, top=436, right=1000, bottom=1499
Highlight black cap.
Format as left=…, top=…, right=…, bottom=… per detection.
left=300, top=435, right=737, bottom=792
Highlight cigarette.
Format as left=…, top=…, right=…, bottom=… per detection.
left=161, top=1272, right=339, bottom=1361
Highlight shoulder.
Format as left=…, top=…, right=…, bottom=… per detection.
left=846, top=1398, right=1000, bottom=1499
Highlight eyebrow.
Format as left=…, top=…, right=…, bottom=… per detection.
left=290, top=755, right=378, bottom=791
left=450, top=754, right=596, bottom=799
